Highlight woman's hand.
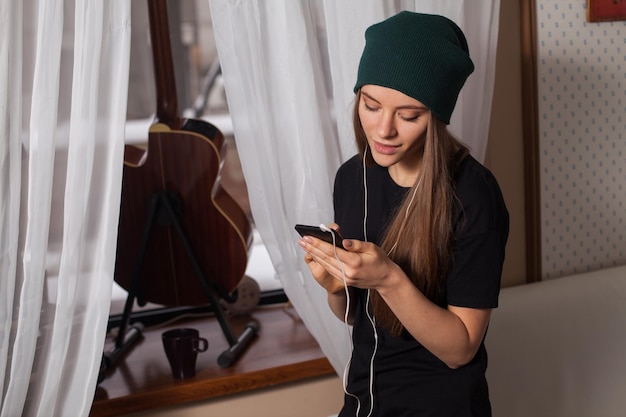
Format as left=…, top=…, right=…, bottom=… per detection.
left=299, top=223, right=346, bottom=294
left=299, top=225, right=493, bottom=369
left=298, top=224, right=401, bottom=293
left=302, top=251, right=346, bottom=294
left=335, top=239, right=404, bottom=291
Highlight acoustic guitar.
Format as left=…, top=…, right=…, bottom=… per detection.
left=114, top=0, right=253, bottom=308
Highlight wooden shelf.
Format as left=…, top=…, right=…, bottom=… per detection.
left=91, top=304, right=334, bottom=417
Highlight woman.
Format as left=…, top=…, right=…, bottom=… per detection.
left=298, top=11, right=509, bottom=416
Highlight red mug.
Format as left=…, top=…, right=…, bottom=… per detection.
left=162, top=328, right=208, bottom=379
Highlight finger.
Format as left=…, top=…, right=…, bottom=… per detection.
left=301, top=238, right=350, bottom=281
left=341, top=238, right=368, bottom=253
left=299, top=235, right=340, bottom=256
left=314, top=251, right=345, bottom=280
left=309, top=239, right=353, bottom=272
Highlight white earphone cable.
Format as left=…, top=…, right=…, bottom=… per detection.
left=326, top=228, right=363, bottom=415
left=361, top=146, right=376, bottom=417
left=336, top=146, right=421, bottom=417
left=362, top=146, right=369, bottom=242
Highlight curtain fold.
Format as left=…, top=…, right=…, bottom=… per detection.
left=0, top=0, right=23, bottom=404
left=411, top=1, right=501, bottom=160
left=0, top=1, right=130, bottom=416
left=209, top=0, right=500, bottom=375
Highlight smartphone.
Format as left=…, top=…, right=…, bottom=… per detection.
left=295, top=224, right=345, bottom=249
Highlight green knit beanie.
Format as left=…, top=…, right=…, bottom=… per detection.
left=354, top=11, right=474, bottom=124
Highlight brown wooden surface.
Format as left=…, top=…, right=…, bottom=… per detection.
left=90, top=305, right=334, bottom=417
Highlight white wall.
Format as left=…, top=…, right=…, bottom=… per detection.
left=536, top=1, right=626, bottom=278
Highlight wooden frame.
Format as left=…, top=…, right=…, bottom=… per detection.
left=587, top=0, right=626, bottom=22
left=519, top=0, right=542, bottom=282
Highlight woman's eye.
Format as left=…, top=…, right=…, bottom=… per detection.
left=399, top=113, right=419, bottom=122
left=363, top=101, right=378, bottom=112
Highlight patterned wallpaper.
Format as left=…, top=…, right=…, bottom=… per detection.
left=536, top=1, right=626, bottom=278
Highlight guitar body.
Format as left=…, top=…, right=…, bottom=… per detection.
left=115, top=119, right=253, bottom=306
left=107, top=0, right=259, bottom=371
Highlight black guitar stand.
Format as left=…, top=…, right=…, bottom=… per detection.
left=99, top=190, right=258, bottom=383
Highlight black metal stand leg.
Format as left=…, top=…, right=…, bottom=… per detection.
left=99, top=189, right=258, bottom=383
left=116, top=194, right=161, bottom=347
left=159, top=193, right=258, bottom=366
left=98, top=196, right=162, bottom=384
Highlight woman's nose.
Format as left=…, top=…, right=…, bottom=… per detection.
left=377, top=112, right=397, bottom=138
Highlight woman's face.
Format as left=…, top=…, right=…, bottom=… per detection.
left=358, top=84, right=430, bottom=186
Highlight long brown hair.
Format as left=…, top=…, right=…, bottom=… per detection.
left=352, top=90, right=469, bottom=336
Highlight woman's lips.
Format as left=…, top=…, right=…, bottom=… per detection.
left=373, top=141, right=399, bottom=155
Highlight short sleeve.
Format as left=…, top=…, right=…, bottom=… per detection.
left=446, top=157, right=509, bottom=308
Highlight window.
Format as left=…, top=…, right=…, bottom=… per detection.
left=111, top=0, right=283, bottom=324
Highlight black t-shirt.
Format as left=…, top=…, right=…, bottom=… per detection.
left=333, top=154, right=509, bottom=417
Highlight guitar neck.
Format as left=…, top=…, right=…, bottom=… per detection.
left=148, top=0, right=180, bottom=129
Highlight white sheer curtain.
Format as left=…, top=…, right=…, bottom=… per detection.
left=208, top=0, right=500, bottom=373
left=0, top=1, right=130, bottom=416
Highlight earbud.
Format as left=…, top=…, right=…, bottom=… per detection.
left=319, top=223, right=331, bottom=233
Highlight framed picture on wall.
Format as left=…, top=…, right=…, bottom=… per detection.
left=587, top=0, right=626, bottom=22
